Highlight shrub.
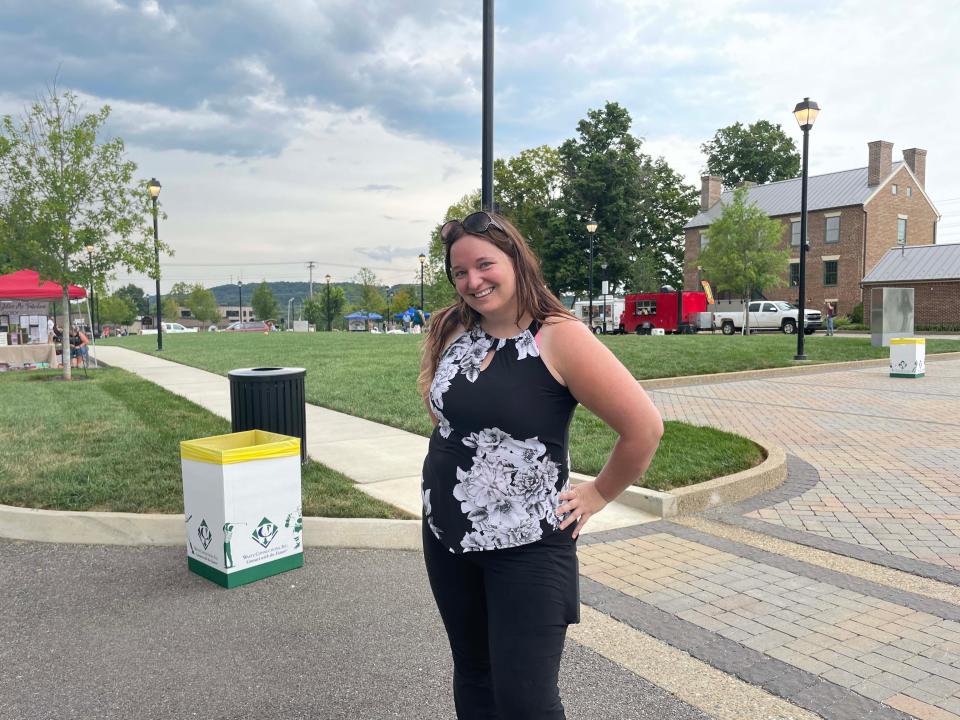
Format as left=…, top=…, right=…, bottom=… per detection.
left=849, top=302, right=864, bottom=324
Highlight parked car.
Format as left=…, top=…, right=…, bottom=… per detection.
left=713, top=301, right=822, bottom=336
left=223, top=321, right=269, bottom=332
left=140, top=322, right=199, bottom=335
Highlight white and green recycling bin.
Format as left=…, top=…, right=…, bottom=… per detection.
left=889, top=337, right=925, bottom=378
left=180, top=429, right=304, bottom=588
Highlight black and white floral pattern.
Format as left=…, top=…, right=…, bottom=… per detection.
left=453, top=427, right=567, bottom=552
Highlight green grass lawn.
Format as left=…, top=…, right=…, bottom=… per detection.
left=98, top=331, right=792, bottom=490
left=0, top=367, right=410, bottom=517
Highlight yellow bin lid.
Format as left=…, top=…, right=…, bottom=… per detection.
left=180, top=429, right=301, bottom=465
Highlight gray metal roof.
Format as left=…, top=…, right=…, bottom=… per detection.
left=685, top=163, right=903, bottom=229
left=862, top=243, right=960, bottom=283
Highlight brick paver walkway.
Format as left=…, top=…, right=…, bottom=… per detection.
left=649, top=358, right=960, bottom=570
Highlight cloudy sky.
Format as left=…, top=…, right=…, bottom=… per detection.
left=2, top=0, right=958, bottom=292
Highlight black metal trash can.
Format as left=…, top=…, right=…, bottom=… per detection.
left=228, top=367, right=307, bottom=463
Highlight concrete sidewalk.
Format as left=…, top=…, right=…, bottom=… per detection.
left=92, top=345, right=656, bottom=534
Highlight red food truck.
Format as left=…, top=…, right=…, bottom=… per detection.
left=617, top=290, right=708, bottom=335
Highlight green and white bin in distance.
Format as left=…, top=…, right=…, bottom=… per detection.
left=180, top=429, right=304, bottom=588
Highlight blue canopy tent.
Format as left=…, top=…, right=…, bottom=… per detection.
left=345, top=311, right=383, bottom=320
left=394, top=307, right=431, bottom=320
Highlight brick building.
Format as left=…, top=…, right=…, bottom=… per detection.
left=862, top=244, right=960, bottom=328
left=683, top=141, right=940, bottom=315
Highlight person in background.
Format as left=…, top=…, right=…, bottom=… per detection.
left=825, top=301, right=836, bottom=336
left=69, top=327, right=89, bottom=368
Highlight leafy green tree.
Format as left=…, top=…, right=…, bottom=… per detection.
left=0, top=86, right=167, bottom=380
left=634, top=156, right=699, bottom=289
left=98, top=293, right=137, bottom=326
left=161, top=295, right=180, bottom=323
left=424, top=193, right=478, bottom=312
left=251, top=280, right=279, bottom=321
left=701, top=120, right=800, bottom=186
left=493, top=145, right=563, bottom=265
left=115, top=283, right=149, bottom=315
left=353, top=267, right=386, bottom=316
left=389, top=287, right=414, bottom=317
left=304, top=283, right=346, bottom=330
left=185, top=284, right=221, bottom=325
left=556, top=102, right=644, bottom=296
left=697, top=186, right=789, bottom=332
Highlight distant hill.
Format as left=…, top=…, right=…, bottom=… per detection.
left=205, top=281, right=420, bottom=310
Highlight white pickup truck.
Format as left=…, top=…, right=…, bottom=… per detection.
left=140, top=322, right=199, bottom=335
left=713, top=301, right=822, bottom=336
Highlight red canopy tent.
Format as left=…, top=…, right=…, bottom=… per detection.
left=0, top=270, right=87, bottom=300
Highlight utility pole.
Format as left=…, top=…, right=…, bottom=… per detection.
left=308, top=261, right=316, bottom=298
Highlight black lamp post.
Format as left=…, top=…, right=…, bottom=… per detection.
left=792, top=97, right=820, bottom=361
left=418, top=253, right=426, bottom=312
left=325, top=274, right=332, bottom=331
left=481, top=0, right=494, bottom=211
left=585, top=219, right=598, bottom=330
left=85, top=244, right=96, bottom=337
left=600, top=261, right=608, bottom=333
left=148, top=178, right=162, bottom=351
left=237, top=280, right=243, bottom=323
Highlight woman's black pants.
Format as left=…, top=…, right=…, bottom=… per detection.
left=422, top=521, right=579, bottom=720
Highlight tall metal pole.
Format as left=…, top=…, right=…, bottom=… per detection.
left=420, top=262, right=425, bottom=310
left=87, top=248, right=95, bottom=337
left=588, top=232, right=594, bottom=330
left=152, top=195, right=162, bottom=352
left=325, top=276, right=331, bottom=332
left=795, top=126, right=810, bottom=360
left=238, top=281, right=243, bottom=323
left=481, top=0, right=494, bottom=211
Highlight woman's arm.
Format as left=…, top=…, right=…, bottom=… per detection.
left=540, top=318, right=664, bottom=536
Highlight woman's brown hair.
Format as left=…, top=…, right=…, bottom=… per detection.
left=417, top=212, right=574, bottom=400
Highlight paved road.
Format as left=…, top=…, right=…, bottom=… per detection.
left=0, top=541, right=711, bottom=720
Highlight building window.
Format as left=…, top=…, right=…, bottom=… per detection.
left=891, top=184, right=897, bottom=195
left=823, top=260, right=838, bottom=287
left=699, top=231, right=708, bottom=251
left=906, top=186, right=913, bottom=197
left=897, top=217, right=907, bottom=244
left=789, top=263, right=800, bottom=287
left=791, top=221, right=800, bottom=246
left=825, top=215, right=840, bottom=244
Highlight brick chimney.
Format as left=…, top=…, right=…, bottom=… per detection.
left=867, top=140, right=893, bottom=187
left=902, top=148, right=927, bottom=187
left=701, top=175, right=722, bottom=211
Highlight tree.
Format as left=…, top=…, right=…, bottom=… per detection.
left=304, top=283, right=345, bottom=330
left=0, top=86, right=167, bottom=380
left=185, top=284, right=221, bottom=325
left=389, top=287, right=414, bottom=317
left=98, top=293, right=136, bottom=326
left=697, top=186, right=789, bottom=333
left=493, top=146, right=563, bottom=266
left=161, top=295, right=180, bottom=323
left=115, top=283, right=148, bottom=315
left=353, top=267, right=386, bottom=316
left=701, top=120, right=800, bottom=186
left=556, top=102, right=646, bottom=297
left=424, top=192, right=478, bottom=312
left=251, top=280, right=279, bottom=322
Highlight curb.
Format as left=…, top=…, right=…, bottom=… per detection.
left=571, top=438, right=786, bottom=518
left=0, top=441, right=785, bottom=546
left=0, top=504, right=421, bottom=550
left=639, top=350, right=960, bottom=390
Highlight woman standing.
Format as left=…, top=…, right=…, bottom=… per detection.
left=419, top=212, right=663, bottom=719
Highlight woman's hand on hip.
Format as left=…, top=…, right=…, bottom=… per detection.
left=556, top=481, right=608, bottom=539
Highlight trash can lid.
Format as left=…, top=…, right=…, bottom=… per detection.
left=228, top=367, right=306, bottom=379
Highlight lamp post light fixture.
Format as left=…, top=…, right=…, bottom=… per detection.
left=792, top=97, right=820, bottom=361
left=585, top=219, right=598, bottom=331
left=325, top=274, right=332, bottom=331
left=147, top=178, right=162, bottom=351
left=418, top=253, right=426, bottom=312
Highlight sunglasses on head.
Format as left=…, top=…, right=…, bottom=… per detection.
left=440, top=211, right=506, bottom=244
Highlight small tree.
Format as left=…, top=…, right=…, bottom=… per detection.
left=98, top=293, right=137, bottom=327
left=185, top=284, right=221, bottom=325
left=305, top=284, right=345, bottom=330
left=161, top=295, right=180, bottom=323
left=354, top=267, right=386, bottom=317
left=697, top=186, right=789, bottom=333
left=389, top=287, right=414, bottom=317
left=251, top=281, right=279, bottom=322
left=0, top=86, right=167, bottom=379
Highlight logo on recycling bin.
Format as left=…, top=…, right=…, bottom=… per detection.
left=252, top=517, right=279, bottom=548
left=197, top=519, right=213, bottom=550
